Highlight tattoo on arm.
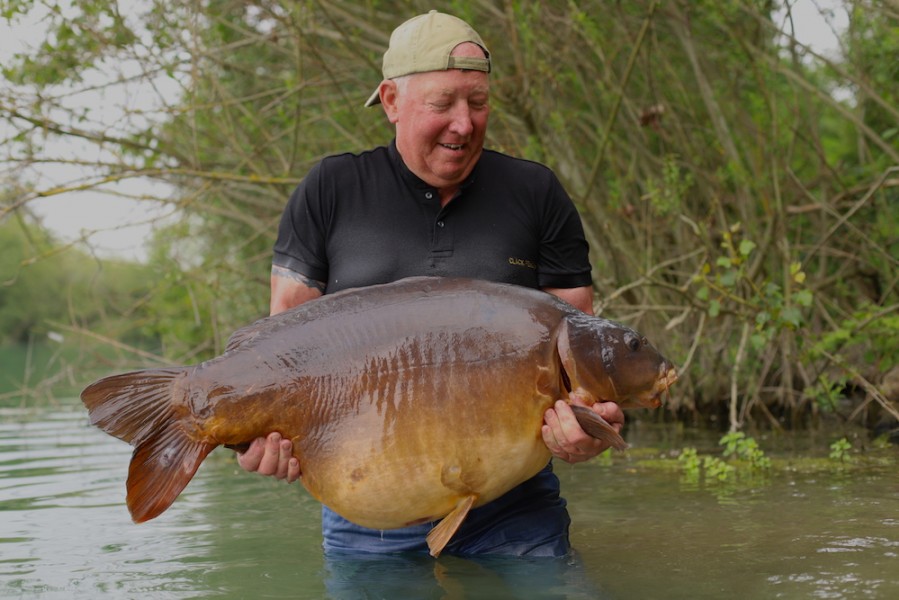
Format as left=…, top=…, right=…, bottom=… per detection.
left=271, top=265, right=326, bottom=293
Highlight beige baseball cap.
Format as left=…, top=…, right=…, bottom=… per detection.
left=364, top=10, right=491, bottom=107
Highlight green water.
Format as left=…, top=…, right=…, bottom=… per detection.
left=1, top=404, right=897, bottom=599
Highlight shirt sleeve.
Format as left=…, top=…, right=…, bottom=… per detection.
left=536, top=170, right=593, bottom=289
left=272, top=161, right=330, bottom=283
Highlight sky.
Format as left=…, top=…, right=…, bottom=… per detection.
left=1, top=1, right=179, bottom=261
left=1, top=1, right=849, bottom=262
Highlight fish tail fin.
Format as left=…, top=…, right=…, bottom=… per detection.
left=81, top=367, right=215, bottom=522
left=426, top=495, right=477, bottom=558
left=570, top=405, right=629, bottom=451
left=127, top=426, right=216, bottom=522
left=81, top=367, right=189, bottom=444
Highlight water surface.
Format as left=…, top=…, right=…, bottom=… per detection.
left=1, top=405, right=896, bottom=599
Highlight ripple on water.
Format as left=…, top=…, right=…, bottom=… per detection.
left=2, top=405, right=898, bottom=600
left=0, top=406, right=221, bottom=599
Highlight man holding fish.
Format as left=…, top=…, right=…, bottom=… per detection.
left=238, top=11, right=626, bottom=557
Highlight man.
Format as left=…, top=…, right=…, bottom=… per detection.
left=238, top=10, right=624, bottom=557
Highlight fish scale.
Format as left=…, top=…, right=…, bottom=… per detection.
left=81, top=276, right=677, bottom=557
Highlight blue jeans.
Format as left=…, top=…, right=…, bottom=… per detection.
left=321, top=463, right=571, bottom=557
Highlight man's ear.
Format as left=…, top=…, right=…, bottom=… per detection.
left=380, top=80, right=400, bottom=124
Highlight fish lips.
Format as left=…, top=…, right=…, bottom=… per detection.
left=618, top=365, right=678, bottom=409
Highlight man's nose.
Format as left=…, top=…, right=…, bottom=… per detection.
left=447, top=104, right=474, bottom=137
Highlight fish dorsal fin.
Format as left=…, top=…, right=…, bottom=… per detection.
left=570, top=405, right=629, bottom=451
left=426, top=495, right=477, bottom=558
left=225, top=323, right=261, bottom=353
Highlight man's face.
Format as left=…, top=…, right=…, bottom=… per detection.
left=385, top=43, right=490, bottom=193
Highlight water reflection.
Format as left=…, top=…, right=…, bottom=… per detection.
left=1, top=405, right=898, bottom=599
left=0, top=408, right=218, bottom=599
left=323, top=551, right=605, bottom=599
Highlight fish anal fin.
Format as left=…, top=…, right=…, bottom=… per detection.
left=426, top=495, right=477, bottom=558
left=126, top=423, right=216, bottom=523
left=570, top=405, right=629, bottom=451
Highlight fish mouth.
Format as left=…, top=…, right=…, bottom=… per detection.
left=558, top=356, right=678, bottom=409
left=646, top=366, right=678, bottom=408
left=625, top=366, right=677, bottom=409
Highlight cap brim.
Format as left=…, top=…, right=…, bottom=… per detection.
left=364, top=87, right=381, bottom=107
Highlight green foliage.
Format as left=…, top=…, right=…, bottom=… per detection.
left=0, top=219, right=155, bottom=338
left=810, top=306, right=899, bottom=373
left=0, top=218, right=105, bottom=344
left=678, top=432, right=771, bottom=485
left=2, top=0, right=137, bottom=85
left=809, top=374, right=848, bottom=413
left=693, top=223, right=814, bottom=351
left=0, top=213, right=171, bottom=400
left=719, top=432, right=772, bottom=469
left=0, top=221, right=54, bottom=343
left=644, top=154, right=694, bottom=216
left=1, top=0, right=897, bottom=424
left=677, top=447, right=702, bottom=479
left=678, top=447, right=735, bottom=483
left=828, top=437, right=853, bottom=463
left=703, top=455, right=736, bottom=482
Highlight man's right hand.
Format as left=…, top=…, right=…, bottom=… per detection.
left=236, top=432, right=301, bottom=483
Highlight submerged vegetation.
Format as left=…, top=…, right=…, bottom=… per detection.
left=618, top=429, right=897, bottom=501
left=1, top=1, right=897, bottom=439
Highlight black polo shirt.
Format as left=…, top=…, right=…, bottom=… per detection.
left=273, top=140, right=592, bottom=294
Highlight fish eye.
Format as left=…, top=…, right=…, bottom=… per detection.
left=626, top=334, right=641, bottom=352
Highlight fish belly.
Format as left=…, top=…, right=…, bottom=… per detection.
left=296, top=364, right=556, bottom=530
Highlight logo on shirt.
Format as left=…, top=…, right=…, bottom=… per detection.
left=508, top=257, right=537, bottom=270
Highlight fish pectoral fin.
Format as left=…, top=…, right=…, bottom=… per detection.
left=426, top=495, right=477, bottom=558
left=127, top=423, right=216, bottom=523
left=570, top=405, right=629, bottom=451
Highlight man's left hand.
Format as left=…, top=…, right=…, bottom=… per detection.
left=542, top=399, right=625, bottom=463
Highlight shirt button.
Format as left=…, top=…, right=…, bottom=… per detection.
left=425, top=192, right=433, bottom=199
left=437, top=220, right=445, bottom=227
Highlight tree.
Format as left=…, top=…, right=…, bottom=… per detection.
left=2, top=0, right=897, bottom=427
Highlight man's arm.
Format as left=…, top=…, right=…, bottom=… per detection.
left=270, top=265, right=325, bottom=315
left=541, top=285, right=626, bottom=463
left=543, top=285, right=593, bottom=315
left=235, top=266, right=325, bottom=483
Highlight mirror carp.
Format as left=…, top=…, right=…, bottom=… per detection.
left=82, top=276, right=677, bottom=557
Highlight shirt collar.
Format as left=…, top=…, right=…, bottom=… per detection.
left=388, top=139, right=480, bottom=193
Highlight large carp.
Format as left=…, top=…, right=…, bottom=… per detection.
left=82, top=277, right=677, bottom=557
